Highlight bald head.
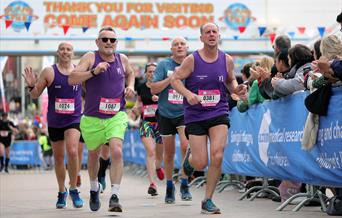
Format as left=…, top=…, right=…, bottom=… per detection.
left=171, top=36, right=187, bottom=47
left=200, top=23, right=219, bottom=35
left=170, top=36, right=188, bottom=60
left=58, top=42, right=73, bottom=51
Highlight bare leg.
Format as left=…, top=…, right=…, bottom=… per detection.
left=64, top=129, right=80, bottom=189
left=155, top=142, right=164, bottom=169
left=205, top=125, right=227, bottom=199
left=108, top=138, right=123, bottom=185
left=52, top=140, right=66, bottom=192
left=141, top=136, right=156, bottom=184
left=162, top=135, right=176, bottom=181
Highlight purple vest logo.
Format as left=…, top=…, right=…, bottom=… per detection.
left=2, top=1, right=38, bottom=32
left=223, top=3, right=252, bottom=31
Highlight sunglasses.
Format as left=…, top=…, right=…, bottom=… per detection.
left=99, top=37, right=117, bottom=43
left=146, top=62, right=157, bottom=67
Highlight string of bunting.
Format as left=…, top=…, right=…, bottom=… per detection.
left=2, top=19, right=329, bottom=41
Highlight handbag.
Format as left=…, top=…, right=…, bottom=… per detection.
left=304, top=83, right=332, bottom=116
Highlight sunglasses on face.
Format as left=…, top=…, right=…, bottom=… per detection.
left=99, top=37, right=117, bottom=43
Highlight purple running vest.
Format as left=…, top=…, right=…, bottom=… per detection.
left=83, top=52, right=126, bottom=119
left=47, top=64, right=82, bottom=128
left=184, top=50, right=229, bottom=124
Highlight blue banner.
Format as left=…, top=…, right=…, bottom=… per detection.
left=10, top=141, right=41, bottom=165
left=223, top=88, right=342, bottom=187
left=122, top=129, right=182, bottom=169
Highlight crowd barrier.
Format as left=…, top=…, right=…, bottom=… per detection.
left=122, top=129, right=182, bottom=169
left=9, top=88, right=342, bottom=188
left=10, top=141, right=42, bottom=166
left=223, top=87, right=342, bottom=187
left=10, top=140, right=89, bottom=167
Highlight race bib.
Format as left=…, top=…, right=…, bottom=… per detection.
left=99, top=98, right=120, bottom=114
left=0, top=131, right=9, bottom=137
left=55, top=98, right=75, bottom=114
left=143, top=104, right=158, bottom=117
left=168, top=89, right=183, bottom=104
left=198, top=90, right=220, bottom=107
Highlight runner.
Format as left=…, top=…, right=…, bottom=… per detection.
left=150, top=37, right=192, bottom=204
left=23, top=42, right=84, bottom=209
left=133, top=62, right=164, bottom=196
left=68, top=26, right=135, bottom=212
left=0, top=112, right=18, bottom=173
left=171, top=23, right=247, bottom=214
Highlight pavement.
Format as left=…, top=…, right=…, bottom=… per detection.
left=0, top=167, right=328, bottom=218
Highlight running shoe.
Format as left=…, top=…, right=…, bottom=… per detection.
left=165, top=185, right=175, bottom=204
left=201, top=199, right=221, bottom=214
left=69, top=189, right=84, bottom=208
left=156, top=168, right=165, bottom=180
left=148, top=183, right=158, bottom=196
left=89, top=184, right=101, bottom=211
left=56, top=190, right=68, bottom=209
left=108, top=194, right=123, bottom=212
left=180, top=184, right=192, bottom=201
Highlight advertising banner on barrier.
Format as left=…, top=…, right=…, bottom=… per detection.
left=123, top=129, right=182, bottom=169
left=10, top=141, right=41, bottom=165
left=223, top=88, right=342, bottom=187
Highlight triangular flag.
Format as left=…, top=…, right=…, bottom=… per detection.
left=5, top=20, right=13, bottom=29
left=233, top=35, right=239, bottom=40
left=24, top=22, right=31, bottom=31
left=297, top=27, right=306, bottom=34
left=62, top=25, right=70, bottom=35
left=288, top=31, right=295, bottom=38
left=326, top=27, right=333, bottom=33
left=125, top=37, right=132, bottom=41
left=162, top=37, right=170, bottom=41
left=238, top=26, right=246, bottom=33
left=258, top=26, right=266, bottom=37
left=82, top=27, right=89, bottom=33
left=269, top=33, right=276, bottom=44
left=317, top=27, right=325, bottom=37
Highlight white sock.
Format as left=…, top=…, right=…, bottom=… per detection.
left=111, top=184, right=120, bottom=196
left=90, top=180, right=99, bottom=191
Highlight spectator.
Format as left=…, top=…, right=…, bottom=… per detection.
left=272, top=44, right=314, bottom=97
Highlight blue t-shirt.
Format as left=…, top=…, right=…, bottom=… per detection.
left=152, top=57, right=184, bottom=118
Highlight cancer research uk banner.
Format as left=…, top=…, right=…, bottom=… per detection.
left=223, top=88, right=342, bottom=187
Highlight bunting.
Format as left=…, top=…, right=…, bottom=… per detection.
left=297, top=26, right=306, bottom=34
left=5, top=20, right=13, bottom=29
left=258, top=26, right=266, bottom=37
left=269, top=33, right=276, bottom=44
left=317, top=27, right=325, bottom=37
left=287, top=31, right=295, bottom=38
left=82, top=27, right=89, bottom=33
left=24, top=22, right=31, bottom=31
left=62, top=25, right=70, bottom=35
left=238, top=26, right=246, bottom=33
